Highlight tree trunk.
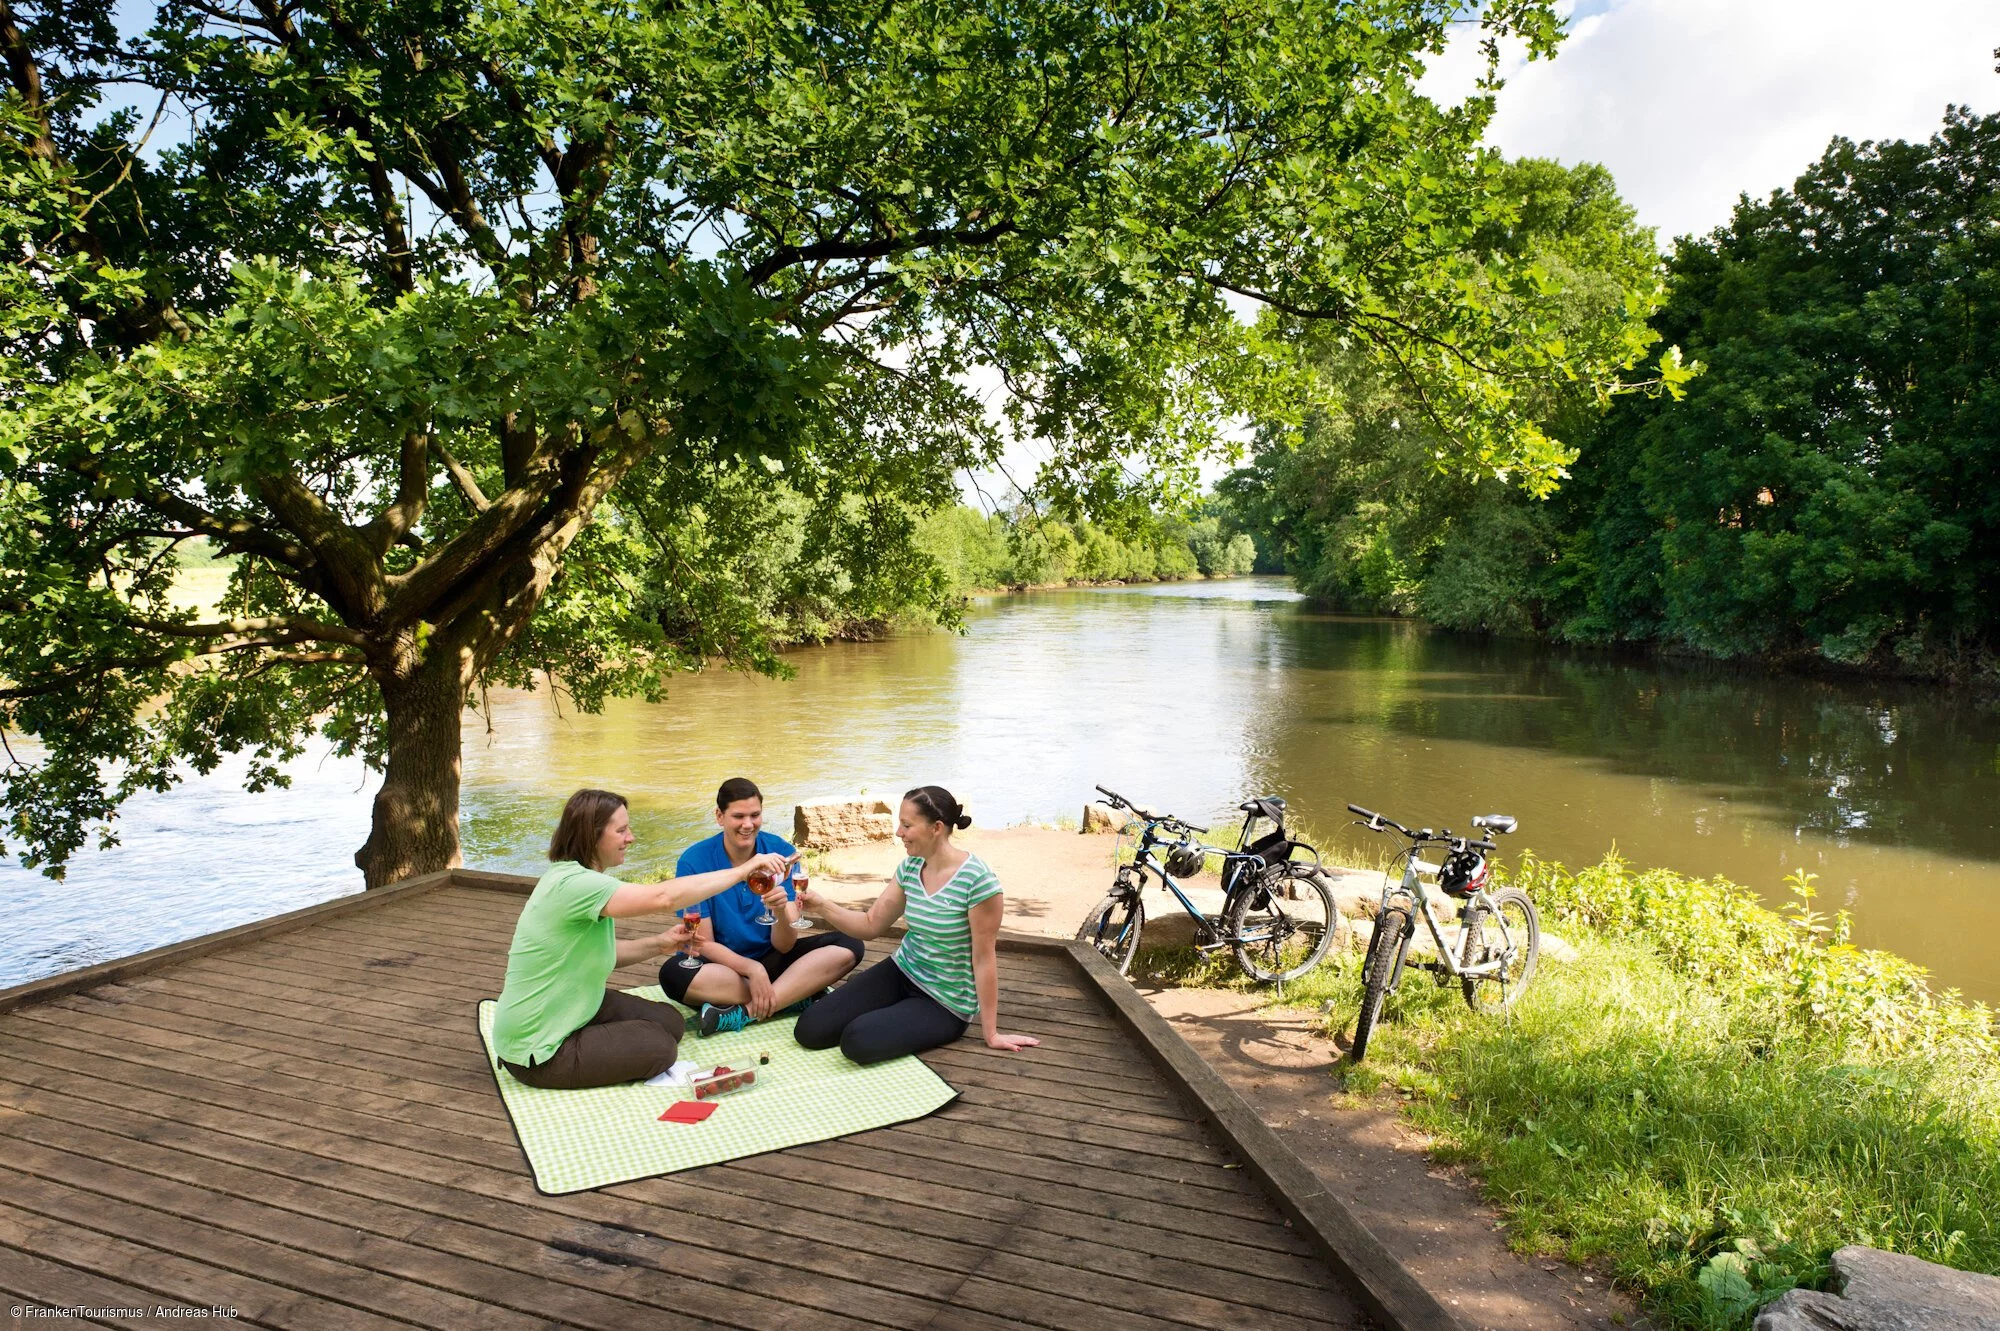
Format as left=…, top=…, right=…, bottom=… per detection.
left=353, top=655, right=467, bottom=888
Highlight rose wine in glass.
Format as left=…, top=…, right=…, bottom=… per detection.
left=676, top=907, right=704, bottom=971
left=750, top=867, right=777, bottom=927
left=789, top=866, right=813, bottom=930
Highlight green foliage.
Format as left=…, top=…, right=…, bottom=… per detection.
left=0, top=0, right=1653, bottom=878
left=1313, top=853, right=1999, bottom=1330
left=1539, top=108, right=2000, bottom=673
left=1228, top=110, right=2000, bottom=678
left=1218, top=157, right=1668, bottom=625
left=913, top=504, right=1243, bottom=593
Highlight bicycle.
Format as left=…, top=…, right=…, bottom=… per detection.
left=1345, top=802, right=1539, bottom=1062
left=1076, top=785, right=1340, bottom=984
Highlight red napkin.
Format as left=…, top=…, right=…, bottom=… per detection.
left=659, top=1100, right=716, bottom=1124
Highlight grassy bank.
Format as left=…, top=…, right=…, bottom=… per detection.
left=1137, top=855, right=2000, bottom=1330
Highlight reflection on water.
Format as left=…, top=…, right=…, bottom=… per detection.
left=4, top=577, right=1997, bottom=1002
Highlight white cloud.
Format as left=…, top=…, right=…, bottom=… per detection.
left=1422, top=0, right=2000, bottom=244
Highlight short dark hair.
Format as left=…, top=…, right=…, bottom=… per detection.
left=549, top=788, right=628, bottom=869
left=716, top=777, right=763, bottom=811
left=904, top=785, right=970, bottom=831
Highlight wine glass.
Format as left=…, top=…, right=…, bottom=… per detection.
left=675, top=907, right=704, bottom=971
left=750, top=867, right=777, bottom=927
left=789, top=865, right=813, bottom=930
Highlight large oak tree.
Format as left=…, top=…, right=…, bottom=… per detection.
left=1, top=0, right=1652, bottom=886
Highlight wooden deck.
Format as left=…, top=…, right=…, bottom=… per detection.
left=0, top=872, right=1449, bottom=1330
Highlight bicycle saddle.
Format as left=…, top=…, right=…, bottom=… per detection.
left=1238, top=796, right=1287, bottom=822
left=1471, top=814, right=1518, bottom=834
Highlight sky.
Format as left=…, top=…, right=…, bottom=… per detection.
left=1420, top=0, right=2000, bottom=246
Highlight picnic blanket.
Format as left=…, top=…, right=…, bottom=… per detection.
left=477, top=987, right=959, bottom=1194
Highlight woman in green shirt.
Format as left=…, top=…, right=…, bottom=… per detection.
left=493, top=788, right=793, bottom=1089
left=794, top=785, right=1039, bottom=1064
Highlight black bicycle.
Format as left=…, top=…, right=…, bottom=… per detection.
left=1346, top=803, right=1539, bottom=1062
left=1076, top=785, right=1340, bottom=983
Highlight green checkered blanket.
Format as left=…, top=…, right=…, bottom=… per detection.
left=477, top=987, right=958, bottom=1194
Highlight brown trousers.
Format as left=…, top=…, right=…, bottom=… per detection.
left=500, top=988, right=685, bottom=1090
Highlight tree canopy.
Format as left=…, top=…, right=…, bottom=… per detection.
left=1225, top=108, right=1999, bottom=679
left=0, top=0, right=1665, bottom=883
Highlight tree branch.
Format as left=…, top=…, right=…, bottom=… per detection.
left=744, top=219, right=1017, bottom=287
left=436, top=441, right=491, bottom=512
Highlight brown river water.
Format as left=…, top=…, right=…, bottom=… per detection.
left=5, top=578, right=1998, bottom=1004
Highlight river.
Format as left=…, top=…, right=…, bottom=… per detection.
left=5, top=577, right=1997, bottom=1003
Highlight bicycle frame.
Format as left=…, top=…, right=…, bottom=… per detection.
left=1374, top=848, right=1520, bottom=988
left=1117, top=821, right=1267, bottom=950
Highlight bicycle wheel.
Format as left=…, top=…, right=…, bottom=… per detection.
left=1351, top=904, right=1409, bottom=1063
left=1459, top=887, right=1539, bottom=1014
left=1075, top=894, right=1145, bottom=975
left=1228, top=864, right=1338, bottom=983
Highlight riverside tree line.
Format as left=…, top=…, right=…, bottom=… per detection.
left=1219, top=107, right=2000, bottom=681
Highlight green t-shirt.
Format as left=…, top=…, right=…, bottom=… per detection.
left=491, top=861, right=622, bottom=1065
left=892, top=853, right=1002, bottom=1019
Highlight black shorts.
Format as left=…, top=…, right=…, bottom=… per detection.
left=658, top=930, right=865, bottom=1005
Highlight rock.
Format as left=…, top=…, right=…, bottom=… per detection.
left=792, top=797, right=895, bottom=849
left=1754, top=1246, right=2000, bottom=1331
left=1081, top=802, right=1122, bottom=834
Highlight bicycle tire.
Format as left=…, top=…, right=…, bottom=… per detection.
left=1351, top=904, right=1409, bottom=1063
left=1459, top=886, right=1539, bottom=1014
left=1228, top=864, right=1338, bottom=983
left=1075, top=894, right=1145, bottom=975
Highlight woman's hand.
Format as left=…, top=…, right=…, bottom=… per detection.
left=743, top=850, right=797, bottom=883
left=793, top=881, right=823, bottom=913
left=984, top=1032, right=1040, bottom=1053
left=657, top=922, right=696, bottom=955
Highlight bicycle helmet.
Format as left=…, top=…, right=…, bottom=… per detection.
left=1163, top=843, right=1207, bottom=878
left=1438, top=848, right=1490, bottom=898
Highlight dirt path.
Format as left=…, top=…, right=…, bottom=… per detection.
left=814, top=822, right=1647, bottom=1330
left=1141, top=984, right=1651, bottom=1331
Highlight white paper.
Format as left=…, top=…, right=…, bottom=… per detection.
left=645, top=1059, right=704, bottom=1088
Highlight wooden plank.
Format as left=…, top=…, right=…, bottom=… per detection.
left=0, top=1049, right=1336, bottom=1295
left=0, top=1081, right=1168, bottom=1331
left=1066, top=939, right=1464, bottom=1331
left=0, top=870, right=455, bottom=1016
left=0, top=1036, right=1338, bottom=1308
left=0, top=1197, right=411, bottom=1331
left=0, top=1166, right=515, bottom=1330
left=0, top=1246, right=210, bottom=1328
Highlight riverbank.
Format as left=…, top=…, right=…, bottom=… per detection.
left=821, top=824, right=2000, bottom=1331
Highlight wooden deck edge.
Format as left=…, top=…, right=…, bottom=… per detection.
left=448, top=867, right=538, bottom=894
left=0, top=868, right=457, bottom=1015
left=1062, top=939, right=1465, bottom=1331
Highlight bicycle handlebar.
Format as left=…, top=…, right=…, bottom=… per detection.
left=1094, top=785, right=1207, bottom=834
left=1348, top=802, right=1496, bottom=853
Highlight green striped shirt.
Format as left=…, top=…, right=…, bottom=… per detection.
left=892, top=853, right=1001, bottom=1019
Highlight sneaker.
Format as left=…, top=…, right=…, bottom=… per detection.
left=697, top=1003, right=751, bottom=1037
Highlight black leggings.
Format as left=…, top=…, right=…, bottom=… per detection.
left=793, top=957, right=968, bottom=1065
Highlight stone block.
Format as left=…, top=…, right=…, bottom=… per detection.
left=792, top=797, right=895, bottom=849
left=1754, top=1246, right=2000, bottom=1331
left=1081, top=802, right=1122, bottom=834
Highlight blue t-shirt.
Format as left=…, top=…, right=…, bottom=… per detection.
left=675, top=830, right=797, bottom=960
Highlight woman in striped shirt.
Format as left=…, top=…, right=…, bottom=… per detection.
left=793, top=786, right=1040, bottom=1064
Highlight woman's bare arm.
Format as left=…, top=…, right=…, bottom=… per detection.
left=599, top=851, right=794, bottom=919
left=798, top=880, right=906, bottom=941
left=969, top=894, right=1039, bottom=1052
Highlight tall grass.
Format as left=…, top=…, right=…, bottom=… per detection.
left=1140, top=853, right=2000, bottom=1330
